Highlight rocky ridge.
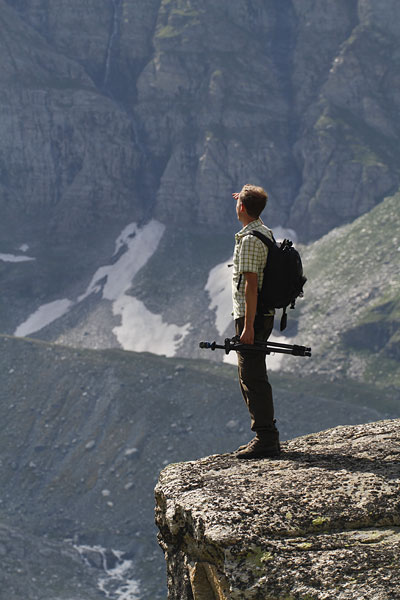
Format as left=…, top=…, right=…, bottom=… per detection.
left=156, top=419, right=400, bottom=599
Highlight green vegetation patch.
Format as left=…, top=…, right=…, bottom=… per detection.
left=312, top=516, right=331, bottom=529
left=246, top=546, right=275, bottom=568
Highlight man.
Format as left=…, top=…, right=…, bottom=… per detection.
left=231, top=184, right=280, bottom=459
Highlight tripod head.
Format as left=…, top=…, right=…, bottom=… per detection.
left=199, top=336, right=311, bottom=357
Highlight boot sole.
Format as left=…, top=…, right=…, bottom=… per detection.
left=236, top=449, right=281, bottom=460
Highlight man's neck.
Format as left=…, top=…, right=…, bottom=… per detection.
left=240, top=216, right=259, bottom=227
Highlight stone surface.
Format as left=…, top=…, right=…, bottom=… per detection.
left=155, top=419, right=400, bottom=599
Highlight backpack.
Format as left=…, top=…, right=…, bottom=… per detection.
left=247, top=230, right=307, bottom=331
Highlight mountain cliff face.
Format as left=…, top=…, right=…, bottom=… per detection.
left=156, top=419, right=400, bottom=599
left=2, top=0, right=399, bottom=242
left=1, top=0, right=399, bottom=374
left=283, top=191, right=400, bottom=390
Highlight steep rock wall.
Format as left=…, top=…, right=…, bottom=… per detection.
left=2, top=0, right=400, bottom=241
left=156, top=419, right=400, bottom=599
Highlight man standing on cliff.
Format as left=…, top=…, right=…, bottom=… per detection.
left=232, top=184, right=280, bottom=459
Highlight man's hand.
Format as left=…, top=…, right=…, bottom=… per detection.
left=240, top=325, right=255, bottom=345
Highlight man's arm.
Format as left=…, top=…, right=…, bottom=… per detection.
left=240, top=272, right=258, bottom=344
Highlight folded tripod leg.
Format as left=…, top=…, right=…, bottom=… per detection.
left=199, top=337, right=312, bottom=357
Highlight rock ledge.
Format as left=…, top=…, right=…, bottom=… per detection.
left=155, top=420, right=400, bottom=599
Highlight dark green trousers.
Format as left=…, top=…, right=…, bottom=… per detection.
left=235, top=315, right=276, bottom=436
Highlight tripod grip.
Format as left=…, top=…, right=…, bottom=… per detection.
left=199, top=341, right=217, bottom=351
left=292, top=344, right=312, bottom=357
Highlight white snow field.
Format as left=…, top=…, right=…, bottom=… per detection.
left=0, top=252, right=35, bottom=262
left=112, top=295, right=190, bottom=357
left=205, top=258, right=233, bottom=337
left=78, top=221, right=164, bottom=303
left=14, top=299, right=74, bottom=337
left=14, top=220, right=191, bottom=356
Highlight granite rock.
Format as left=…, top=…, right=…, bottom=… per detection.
left=156, top=419, right=400, bottom=599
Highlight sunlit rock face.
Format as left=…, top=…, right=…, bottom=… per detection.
left=2, top=0, right=400, bottom=243
left=156, top=419, right=400, bottom=599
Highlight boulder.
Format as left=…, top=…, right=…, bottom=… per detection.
left=155, top=419, right=400, bottom=599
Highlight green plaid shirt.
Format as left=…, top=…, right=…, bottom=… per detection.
left=232, top=218, right=275, bottom=319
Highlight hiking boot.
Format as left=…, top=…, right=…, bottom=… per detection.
left=235, top=420, right=281, bottom=454
left=236, top=436, right=281, bottom=460
left=236, top=438, right=281, bottom=454
left=234, top=437, right=257, bottom=453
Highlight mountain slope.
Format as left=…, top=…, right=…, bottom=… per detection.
left=284, top=191, right=400, bottom=390
left=4, top=191, right=399, bottom=396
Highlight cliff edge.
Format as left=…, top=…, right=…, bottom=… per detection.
left=155, top=420, right=400, bottom=599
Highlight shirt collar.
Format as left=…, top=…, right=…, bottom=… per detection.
left=235, top=218, right=263, bottom=241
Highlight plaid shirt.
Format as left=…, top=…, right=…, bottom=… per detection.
left=232, top=218, right=274, bottom=319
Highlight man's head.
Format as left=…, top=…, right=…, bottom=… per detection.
left=236, top=184, right=268, bottom=222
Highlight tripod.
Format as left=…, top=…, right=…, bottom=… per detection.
left=199, top=336, right=311, bottom=357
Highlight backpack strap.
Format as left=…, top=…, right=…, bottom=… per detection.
left=250, top=231, right=288, bottom=330
left=236, top=230, right=275, bottom=291
left=249, top=229, right=276, bottom=248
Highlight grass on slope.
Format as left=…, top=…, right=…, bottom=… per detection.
left=293, top=191, right=400, bottom=390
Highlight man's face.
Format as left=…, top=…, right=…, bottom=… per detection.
left=236, top=193, right=246, bottom=222
left=236, top=196, right=241, bottom=220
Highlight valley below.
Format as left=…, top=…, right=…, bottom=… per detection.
left=0, top=333, right=397, bottom=599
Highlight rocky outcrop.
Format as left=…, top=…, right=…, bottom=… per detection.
left=155, top=419, right=400, bottom=599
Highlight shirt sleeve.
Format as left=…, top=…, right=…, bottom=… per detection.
left=238, top=236, right=264, bottom=274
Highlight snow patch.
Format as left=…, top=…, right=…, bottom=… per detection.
left=14, top=220, right=190, bottom=356
left=205, top=258, right=233, bottom=336
left=14, top=299, right=73, bottom=337
left=0, top=253, right=35, bottom=263
left=112, top=295, right=190, bottom=357
left=79, top=219, right=191, bottom=355
left=79, top=220, right=165, bottom=302
left=113, top=223, right=136, bottom=256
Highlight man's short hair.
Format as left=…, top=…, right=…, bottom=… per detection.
left=239, top=184, right=268, bottom=218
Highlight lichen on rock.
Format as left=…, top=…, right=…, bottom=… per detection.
left=155, top=419, right=400, bottom=599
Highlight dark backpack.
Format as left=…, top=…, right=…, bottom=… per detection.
left=248, top=230, right=307, bottom=331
